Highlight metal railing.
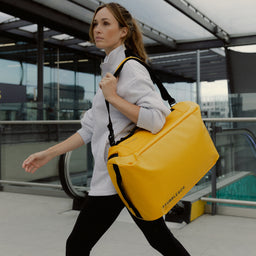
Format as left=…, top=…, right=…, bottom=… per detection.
left=203, top=117, right=256, bottom=123
left=0, top=180, right=62, bottom=189
left=1, top=118, right=256, bottom=215
left=201, top=197, right=256, bottom=207
left=0, top=120, right=80, bottom=125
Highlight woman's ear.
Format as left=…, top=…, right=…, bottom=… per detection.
left=120, top=27, right=128, bottom=39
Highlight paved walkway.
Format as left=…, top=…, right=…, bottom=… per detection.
left=0, top=192, right=256, bottom=256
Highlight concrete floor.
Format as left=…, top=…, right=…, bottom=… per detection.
left=0, top=191, right=256, bottom=256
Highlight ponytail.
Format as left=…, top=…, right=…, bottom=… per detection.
left=124, top=18, right=148, bottom=62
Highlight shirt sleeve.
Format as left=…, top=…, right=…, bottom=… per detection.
left=119, top=60, right=170, bottom=134
left=137, top=106, right=168, bottom=134
left=77, top=108, right=94, bottom=144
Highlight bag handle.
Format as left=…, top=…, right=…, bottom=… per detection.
left=105, top=56, right=176, bottom=146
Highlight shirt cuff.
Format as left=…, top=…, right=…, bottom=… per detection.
left=77, top=128, right=92, bottom=144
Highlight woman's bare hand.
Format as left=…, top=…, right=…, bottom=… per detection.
left=22, top=133, right=85, bottom=174
left=99, top=72, right=118, bottom=102
left=22, top=150, right=53, bottom=174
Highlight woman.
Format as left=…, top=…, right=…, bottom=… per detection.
left=22, top=3, right=190, bottom=256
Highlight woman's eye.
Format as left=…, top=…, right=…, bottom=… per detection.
left=103, top=22, right=110, bottom=26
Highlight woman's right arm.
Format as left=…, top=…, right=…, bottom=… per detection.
left=22, top=132, right=84, bottom=174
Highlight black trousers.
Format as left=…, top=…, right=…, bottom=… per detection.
left=66, top=194, right=190, bottom=256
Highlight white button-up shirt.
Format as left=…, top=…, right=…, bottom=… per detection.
left=77, top=45, right=170, bottom=196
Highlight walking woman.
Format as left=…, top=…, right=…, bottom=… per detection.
left=22, top=3, right=190, bottom=255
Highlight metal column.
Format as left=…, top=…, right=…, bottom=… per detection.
left=37, top=24, right=44, bottom=120
left=56, top=48, right=60, bottom=120
left=0, top=126, right=2, bottom=190
left=196, top=50, right=201, bottom=106
left=210, top=122, right=217, bottom=215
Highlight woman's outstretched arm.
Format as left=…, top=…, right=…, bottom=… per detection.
left=22, top=132, right=84, bottom=174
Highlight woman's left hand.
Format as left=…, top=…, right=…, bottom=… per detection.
left=99, top=72, right=140, bottom=124
left=99, top=72, right=118, bottom=102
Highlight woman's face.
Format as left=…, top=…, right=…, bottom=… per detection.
left=93, top=7, right=127, bottom=55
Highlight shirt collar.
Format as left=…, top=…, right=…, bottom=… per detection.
left=100, top=45, right=126, bottom=77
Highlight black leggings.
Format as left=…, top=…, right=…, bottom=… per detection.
left=66, top=194, right=190, bottom=256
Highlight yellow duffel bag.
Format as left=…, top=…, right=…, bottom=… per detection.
left=106, top=57, right=219, bottom=221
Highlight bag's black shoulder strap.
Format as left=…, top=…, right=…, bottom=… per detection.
left=113, top=56, right=176, bottom=107
left=106, top=54, right=176, bottom=146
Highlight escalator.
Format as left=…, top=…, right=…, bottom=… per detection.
left=58, top=143, right=93, bottom=209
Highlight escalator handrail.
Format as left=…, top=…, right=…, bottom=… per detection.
left=59, top=152, right=87, bottom=199
left=216, top=128, right=256, bottom=157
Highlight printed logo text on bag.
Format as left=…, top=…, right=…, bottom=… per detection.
left=162, top=186, right=185, bottom=209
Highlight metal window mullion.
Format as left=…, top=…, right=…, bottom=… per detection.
left=37, top=24, right=44, bottom=120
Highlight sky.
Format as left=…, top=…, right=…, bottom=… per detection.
left=201, top=80, right=228, bottom=99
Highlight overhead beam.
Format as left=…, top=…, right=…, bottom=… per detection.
left=0, top=0, right=90, bottom=40
left=146, top=38, right=224, bottom=53
left=6, top=28, right=35, bottom=40
left=43, top=30, right=62, bottom=39
left=139, top=22, right=176, bottom=48
left=229, top=34, right=256, bottom=47
left=164, top=0, right=230, bottom=44
left=177, top=34, right=256, bottom=51
left=0, top=20, right=32, bottom=31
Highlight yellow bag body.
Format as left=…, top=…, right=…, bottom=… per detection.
left=107, top=101, right=219, bottom=221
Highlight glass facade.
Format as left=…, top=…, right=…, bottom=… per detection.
left=1, top=5, right=256, bottom=217
left=0, top=11, right=200, bottom=121
left=0, top=21, right=102, bottom=121
left=0, top=55, right=101, bottom=120
left=0, top=32, right=198, bottom=121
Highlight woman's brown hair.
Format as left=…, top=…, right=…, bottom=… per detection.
left=89, top=2, right=148, bottom=62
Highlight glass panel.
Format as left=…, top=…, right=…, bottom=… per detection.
left=164, top=82, right=196, bottom=103
left=0, top=122, right=81, bottom=188
left=231, top=93, right=256, bottom=117
left=43, top=47, right=100, bottom=120
left=0, top=59, right=23, bottom=85
left=0, top=33, right=100, bottom=120
left=216, top=131, right=256, bottom=176
left=201, top=80, right=229, bottom=118
left=76, top=72, right=96, bottom=104
left=0, top=33, right=37, bottom=120
left=202, top=120, right=256, bottom=208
